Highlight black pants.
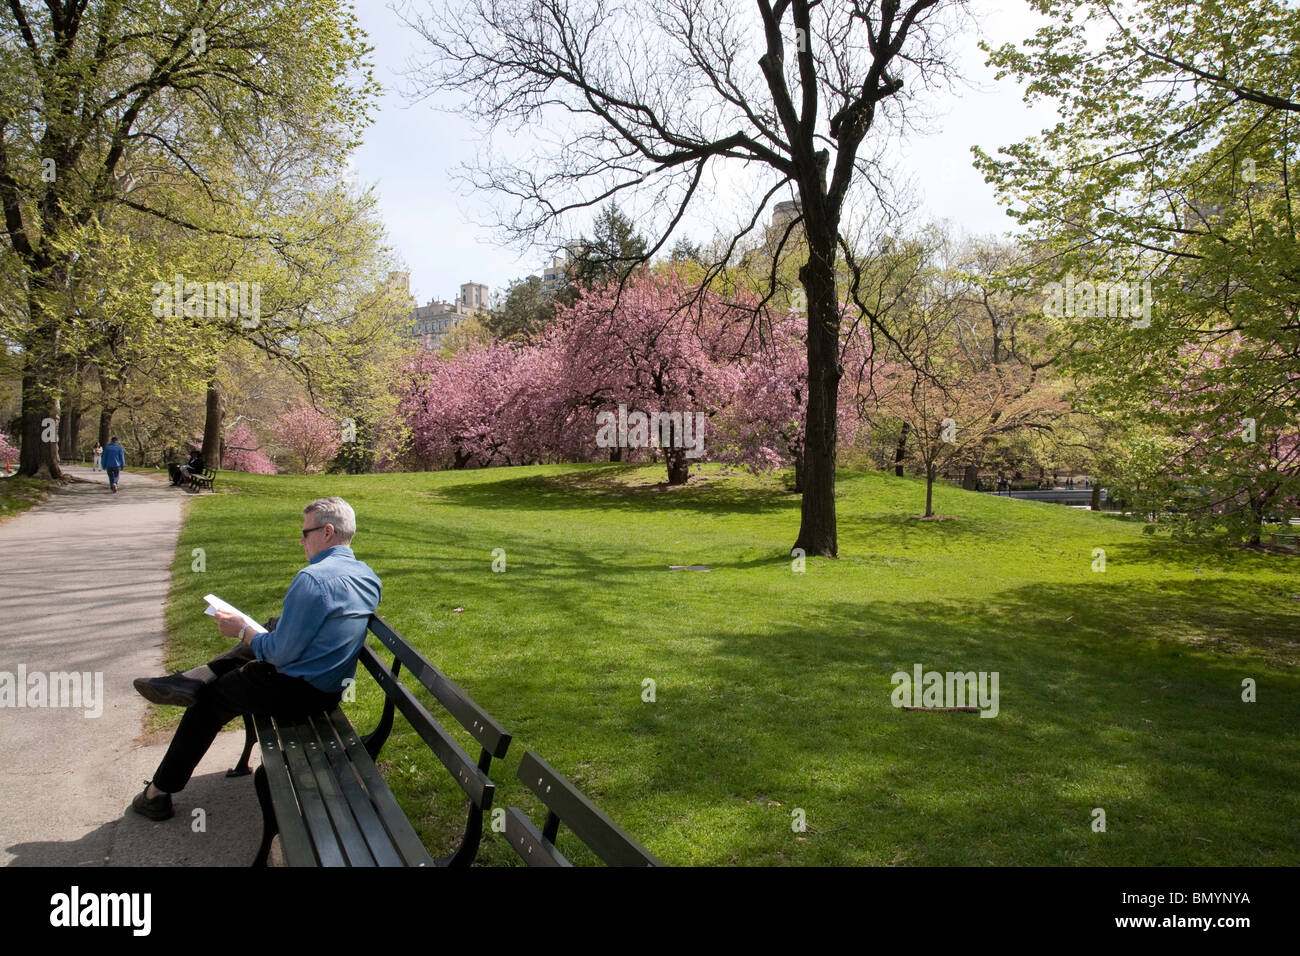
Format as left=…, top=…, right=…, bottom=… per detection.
left=152, top=646, right=341, bottom=794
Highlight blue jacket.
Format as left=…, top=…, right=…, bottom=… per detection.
left=101, top=443, right=125, bottom=469
left=250, top=545, right=382, bottom=693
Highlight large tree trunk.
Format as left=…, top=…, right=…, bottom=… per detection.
left=1090, top=483, right=1101, bottom=511
left=893, top=421, right=909, bottom=477
left=58, top=407, right=74, bottom=461
left=925, top=463, right=936, bottom=517
left=792, top=448, right=804, bottom=494
left=201, top=380, right=224, bottom=466
left=57, top=406, right=82, bottom=462
left=665, top=450, right=690, bottom=486
left=98, top=406, right=115, bottom=447
left=1248, top=497, right=1264, bottom=547
left=793, top=234, right=841, bottom=558
left=961, top=463, right=979, bottom=490
left=132, top=414, right=149, bottom=465
left=19, top=373, right=64, bottom=479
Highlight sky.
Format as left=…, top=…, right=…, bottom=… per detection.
left=349, top=1, right=1062, bottom=307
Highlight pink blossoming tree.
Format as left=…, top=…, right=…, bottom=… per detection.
left=271, top=404, right=343, bottom=474
left=221, top=423, right=277, bottom=475
left=0, top=430, right=19, bottom=471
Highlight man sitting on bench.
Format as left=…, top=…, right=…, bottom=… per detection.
left=169, top=448, right=205, bottom=487
left=129, top=496, right=382, bottom=820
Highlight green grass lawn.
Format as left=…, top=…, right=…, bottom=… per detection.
left=162, top=463, right=1300, bottom=866
left=0, top=475, right=47, bottom=522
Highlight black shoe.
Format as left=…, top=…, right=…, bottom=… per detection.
left=131, top=782, right=174, bottom=821
left=133, top=673, right=204, bottom=707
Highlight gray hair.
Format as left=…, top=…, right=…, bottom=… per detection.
left=304, top=497, right=356, bottom=543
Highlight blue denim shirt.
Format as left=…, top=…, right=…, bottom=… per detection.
left=251, top=545, right=382, bottom=693
left=101, top=443, right=125, bottom=469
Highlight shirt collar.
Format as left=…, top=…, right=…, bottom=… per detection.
left=309, top=545, right=354, bottom=565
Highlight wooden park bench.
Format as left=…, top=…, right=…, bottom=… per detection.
left=1267, top=532, right=1300, bottom=550
left=504, top=750, right=661, bottom=866
left=187, top=467, right=216, bottom=491
left=229, top=613, right=512, bottom=866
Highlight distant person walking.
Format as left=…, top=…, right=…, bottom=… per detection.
left=101, top=437, right=125, bottom=493
left=92, top=443, right=103, bottom=472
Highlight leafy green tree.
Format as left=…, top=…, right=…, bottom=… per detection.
left=0, top=0, right=378, bottom=477
left=976, top=0, right=1300, bottom=541
left=487, top=276, right=555, bottom=343
left=566, top=202, right=649, bottom=295
left=328, top=417, right=376, bottom=475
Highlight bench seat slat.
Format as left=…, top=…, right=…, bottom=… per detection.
left=368, top=615, right=511, bottom=758
left=327, top=708, right=437, bottom=867
left=252, top=714, right=318, bottom=867
left=293, top=718, right=377, bottom=867
left=504, top=808, right=571, bottom=867
left=277, top=722, right=348, bottom=867
left=308, top=712, right=406, bottom=867
left=359, top=647, right=494, bottom=810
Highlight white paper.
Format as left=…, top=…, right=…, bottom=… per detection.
left=203, top=594, right=268, bottom=634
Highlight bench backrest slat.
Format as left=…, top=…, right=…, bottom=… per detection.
left=516, top=751, right=660, bottom=867
left=503, top=807, right=571, bottom=867
left=359, top=646, right=494, bottom=811
left=368, top=615, right=511, bottom=759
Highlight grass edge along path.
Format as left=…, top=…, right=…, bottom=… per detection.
left=0, top=475, right=48, bottom=524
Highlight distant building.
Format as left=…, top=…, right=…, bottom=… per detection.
left=460, top=281, right=489, bottom=311
left=772, top=199, right=802, bottom=234
left=387, top=271, right=412, bottom=297
left=405, top=280, right=491, bottom=350
left=541, top=255, right=567, bottom=292
left=539, top=243, right=589, bottom=293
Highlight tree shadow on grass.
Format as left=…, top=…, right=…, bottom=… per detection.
left=844, top=511, right=1017, bottom=547
left=1099, top=536, right=1300, bottom=575
left=374, top=574, right=1300, bottom=866
left=432, top=469, right=798, bottom=517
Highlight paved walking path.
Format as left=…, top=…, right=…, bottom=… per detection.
left=0, top=465, right=261, bottom=866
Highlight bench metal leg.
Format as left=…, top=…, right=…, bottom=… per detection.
left=444, top=747, right=495, bottom=867
left=361, top=660, right=402, bottom=759
left=252, top=764, right=278, bottom=867
left=227, top=714, right=256, bottom=777
left=445, top=806, right=482, bottom=868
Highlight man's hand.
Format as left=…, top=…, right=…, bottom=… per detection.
left=213, top=609, right=248, bottom=641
